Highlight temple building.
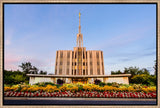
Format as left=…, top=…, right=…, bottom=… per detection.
left=27, top=13, right=131, bottom=85
left=54, top=13, right=104, bottom=83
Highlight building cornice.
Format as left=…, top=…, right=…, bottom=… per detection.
left=26, top=74, right=131, bottom=78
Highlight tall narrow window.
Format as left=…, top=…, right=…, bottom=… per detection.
left=96, top=52, right=99, bottom=58
left=67, top=61, right=70, bottom=65
left=86, top=52, right=87, bottom=59
left=67, top=52, right=70, bottom=58
left=56, top=52, right=58, bottom=58
left=55, top=69, right=57, bottom=75
left=90, top=62, right=92, bottom=65
left=83, top=70, right=85, bottom=75
left=72, top=52, right=74, bottom=58
left=90, top=53, right=92, bottom=58
left=60, top=52, right=63, bottom=58
left=59, top=69, right=62, bottom=75
left=60, top=61, right=63, bottom=65
left=97, top=69, right=100, bottom=75
left=86, top=69, right=88, bottom=75
left=83, top=62, right=85, bottom=66
left=67, top=69, right=69, bottom=75
left=75, top=53, right=77, bottom=58
left=90, top=68, right=93, bottom=75
left=97, top=62, right=99, bottom=65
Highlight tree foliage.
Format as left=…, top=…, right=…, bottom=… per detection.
left=153, top=60, right=157, bottom=75
left=111, top=66, right=156, bottom=86
left=131, top=74, right=156, bottom=85
left=39, top=70, right=47, bottom=75
left=4, top=61, right=48, bottom=85
left=19, top=62, right=39, bottom=75
left=4, top=70, right=27, bottom=85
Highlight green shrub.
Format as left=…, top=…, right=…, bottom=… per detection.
left=111, top=82, right=119, bottom=88
left=106, top=83, right=112, bottom=86
left=34, top=82, right=55, bottom=87
left=99, top=82, right=106, bottom=87
left=78, top=85, right=84, bottom=91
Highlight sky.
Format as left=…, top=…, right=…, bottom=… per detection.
left=4, top=4, right=156, bottom=75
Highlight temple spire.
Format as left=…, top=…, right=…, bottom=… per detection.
left=77, top=12, right=83, bottom=47
left=79, top=12, right=81, bottom=33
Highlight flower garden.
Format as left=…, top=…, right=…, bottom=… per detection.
left=4, top=82, right=156, bottom=98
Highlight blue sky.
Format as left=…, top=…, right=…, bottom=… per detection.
left=4, top=4, right=156, bottom=75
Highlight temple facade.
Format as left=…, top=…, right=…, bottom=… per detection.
left=27, top=13, right=131, bottom=85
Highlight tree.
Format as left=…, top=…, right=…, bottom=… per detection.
left=12, top=74, right=26, bottom=84
left=19, top=62, right=39, bottom=74
left=19, top=62, right=33, bottom=75
left=111, top=70, right=123, bottom=75
left=153, top=60, right=157, bottom=75
left=4, top=70, right=27, bottom=85
left=39, top=70, right=47, bottom=75
left=124, top=66, right=140, bottom=76
left=30, top=66, right=39, bottom=74
left=131, top=74, right=156, bottom=85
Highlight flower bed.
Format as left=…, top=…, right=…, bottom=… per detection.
left=4, top=91, right=156, bottom=98
left=4, top=83, right=157, bottom=98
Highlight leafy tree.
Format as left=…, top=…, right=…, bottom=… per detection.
left=131, top=74, right=156, bottom=85
left=19, top=62, right=39, bottom=74
left=124, top=66, right=140, bottom=76
left=4, top=70, right=27, bottom=85
left=12, top=74, right=26, bottom=84
left=19, top=62, right=33, bottom=75
left=111, top=66, right=153, bottom=85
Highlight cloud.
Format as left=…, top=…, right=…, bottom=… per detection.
left=93, top=24, right=153, bottom=53
left=5, top=29, right=14, bottom=46
left=5, top=53, right=22, bottom=70
left=117, top=50, right=156, bottom=62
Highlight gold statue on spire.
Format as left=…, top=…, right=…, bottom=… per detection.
left=79, top=12, right=81, bottom=17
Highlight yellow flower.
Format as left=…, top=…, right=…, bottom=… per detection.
left=4, top=87, right=11, bottom=92
left=59, top=86, right=67, bottom=92
left=21, top=87, right=28, bottom=92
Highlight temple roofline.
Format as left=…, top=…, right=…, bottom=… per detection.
left=27, top=74, right=131, bottom=78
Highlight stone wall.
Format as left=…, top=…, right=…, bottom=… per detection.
left=103, top=77, right=129, bottom=84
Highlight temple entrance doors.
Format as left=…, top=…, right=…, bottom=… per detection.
left=72, top=78, right=87, bottom=84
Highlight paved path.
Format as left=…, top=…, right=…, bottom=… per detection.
left=4, top=97, right=157, bottom=105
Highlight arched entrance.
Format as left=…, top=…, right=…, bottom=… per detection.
left=72, top=78, right=88, bottom=84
